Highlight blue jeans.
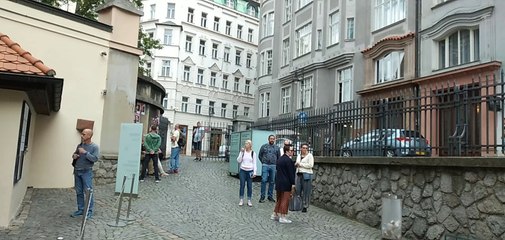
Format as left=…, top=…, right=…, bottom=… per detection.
left=260, top=164, right=276, bottom=198
left=170, top=147, right=180, bottom=171
left=74, top=169, right=94, bottom=214
left=239, top=169, right=253, bottom=200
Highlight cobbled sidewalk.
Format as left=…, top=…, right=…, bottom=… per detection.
left=0, top=156, right=381, bottom=240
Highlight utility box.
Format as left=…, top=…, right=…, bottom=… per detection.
left=381, top=193, right=402, bottom=240
left=228, top=130, right=274, bottom=176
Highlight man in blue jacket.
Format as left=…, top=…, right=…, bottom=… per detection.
left=71, top=128, right=100, bottom=219
left=258, top=135, right=281, bottom=203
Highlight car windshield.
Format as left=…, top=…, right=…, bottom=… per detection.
left=402, top=130, right=424, bottom=138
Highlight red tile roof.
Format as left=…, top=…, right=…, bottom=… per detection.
left=0, top=33, right=56, bottom=76
left=361, top=32, right=415, bottom=53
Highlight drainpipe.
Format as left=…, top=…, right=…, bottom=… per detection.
left=414, top=0, right=422, bottom=131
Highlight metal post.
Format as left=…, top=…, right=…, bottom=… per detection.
left=107, top=176, right=127, bottom=227
left=79, top=188, right=93, bottom=240
left=122, top=174, right=136, bottom=221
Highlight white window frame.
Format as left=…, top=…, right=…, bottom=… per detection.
left=150, top=4, right=156, bottom=19
left=201, top=12, right=207, bottom=27
left=296, top=23, right=312, bottom=57
left=209, top=101, right=215, bottom=115
left=234, top=77, right=240, bottom=91
left=266, top=50, right=273, bottom=74
left=197, top=68, right=204, bottom=84
left=374, top=0, right=405, bottom=30
left=438, top=29, right=479, bottom=69
left=181, top=97, right=189, bottom=112
left=210, top=72, right=217, bottom=86
left=245, top=80, right=251, bottom=94
left=185, top=36, right=192, bottom=52
left=282, top=38, right=290, bottom=66
left=232, top=105, right=238, bottom=118
left=167, top=3, right=175, bottom=19
left=161, top=60, right=171, bottom=77
left=237, top=25, right=243, bottom=39
left=248, top=29, right=253, bottom=42
left=298, top=0, right=312, bottom=10
left=199, top=40, right=206, bottom=56
left=338, top=67, right=353, bottom=103
left=226, top=21, right=232, bottom=35
left=187, top=8, right=194, bottom=23
left=260, top=92, right=271, bottom=117
left=346, top=17, right=355, bottom=40
left=224, top=47, right=230, bottom=62
left=284, top=0, right=292, bottom=22
left=221, top=103, right=227, bottom=118
left=195, top=99, right=202, bottom=114
left=298, top=76, right=313, bottom=109
left=183, top=66, right=191, bottom=81
left=281, top=86, right=291, bottom=114
left=222, top=75, right=229, bottom=89
left=246, top=53, right=252, bottom=68
left=376, top=51, right=404, bottom=84
left=212, top=43, right=218, bottom=59
left=214, top=17, right=220, bottom=31
left=329, top=11, right=340, bottom=45
left=235, top=50, right=242, bottom=66
left=163, top=29, right=172, bottom=45
left=244, top=106, right=250, bottom=117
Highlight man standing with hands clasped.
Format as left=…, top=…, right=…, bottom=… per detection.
left=71, top=129, right=100, bottom=219
left=140, top=125, right=162, bottom=183
left=258, top=135, right=280, bottom=203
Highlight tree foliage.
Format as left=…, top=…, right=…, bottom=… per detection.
left=41, top=0, right=161, bottom=76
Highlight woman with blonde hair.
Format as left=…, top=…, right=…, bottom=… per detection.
left=295, top=143, right=314, bottom=212
left=237, top=140, right=257, bottom=207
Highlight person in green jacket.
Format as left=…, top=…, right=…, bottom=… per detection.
left=140, top=125, right=162, bottom=182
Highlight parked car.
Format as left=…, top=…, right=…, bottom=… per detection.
left=219, top=144, right=229, bottom=161
left=340, top=129, right=431, bottom=157
left=275, top=137, right=312, bottom=155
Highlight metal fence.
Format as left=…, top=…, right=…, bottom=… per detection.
left=252, top=71, right=505, bottom=157
left=198, top=121, right=232, bottom=161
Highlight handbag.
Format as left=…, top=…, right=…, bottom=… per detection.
left=302, top=172, right=312, bottom=180
left=289, top=195, right=303, bottom=211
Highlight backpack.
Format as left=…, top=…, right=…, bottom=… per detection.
left=177, top=131, right=186, bottom=148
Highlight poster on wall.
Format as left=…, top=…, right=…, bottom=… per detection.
left=135, top=102, right=145, bottom=115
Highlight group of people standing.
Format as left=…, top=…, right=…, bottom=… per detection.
left=236, top=135, right=314, bottom=224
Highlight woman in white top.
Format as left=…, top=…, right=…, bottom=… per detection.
left=237, top=140, right=257, bottom=207
left=295, top=143, right=314, bottom=212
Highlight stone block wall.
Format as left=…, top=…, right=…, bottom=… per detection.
left=311, top=159, right=505, bottom=240
left=93, top=159, right=118, bottom=185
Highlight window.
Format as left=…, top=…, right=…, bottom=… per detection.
left=317, top=29, right=322, bottom=50
left=245, top=80, right=251, bottom=94
left=260, top=51, right=265, bottom=75
left=244, top=106, right=250, bottom=117
left=224, top=47, right=230, bottom=62
left=296, top=23, right=312, bottom=56
left=161, top=60, right=171, bottom=76
left=282, top=38, right=290, bottom=66
left=329, top=11, right=340, bottom=45
left=197, top=68, right=204, bottom=84
left=234, top=77, right=240, bottom=91
left=346, top=18, right=355, bottom=39
left=146, top=62, right=152, bottom=77
left=284, top=0, right=292, bottom=22
left=248, top=29, right=254, bottom=42
left=150, top=4, right=156, bottom=19
left=248, top=5, right=257, bottom=17
left=260, top=92, right=270, bottom=117
left=187, top=8, right=194, bottom=23
left=212, top=43, right=219, bottom=59
left=338, top=67, right=353, bottom=102
left=209, top=101, right=215, bottom=115
left=214, top=17, right=220, bottom=31
left=201, top=12, right=207, bottom=27
left=221, top=103, right=227, bottom=118
left=246, top=53, right=252, bottom=68
left=226, top=21, right=232, bottom=35
left=148, top=32, right=154, bottom=38
left=185, top=36, right=193, bottom=52
left=222, top=74, right=229, bottom=89
left=226, top=0, right=235, bottom=8
left=266, top=50, right=273, bottom=74
left=262, top=12, right=274, bottom=37
left=163, top=29, right=172, bottom=45
left=298, top=0, right=312, bottom=9
left=199, top=40, right=206, bottom=56
left=235, top=50, right=242, bottom=65
left=374, top=0, right=405, bottom=30
left=438, top=29, right=479, bottom=69
left=281, top=86, right=291, bottom=114
left=182, top=97, right=189, bottom=112
left=237, top=25, right=243, bottom=39
left=183, top=66, right=191, bottom=81
left=163, top=96, right=168, bottom=109
left=233, top=105, right=239, bottom=118
left=210, top=72, right=217, bottom=86
left=299, top=76, right=313, bottom=109
left=167, top=3, right=175, bottom=19
left=195, top=99, right=202, bottom=114
left=14, top=102, right=31, bottom=183
left=376, top=51, right=404, bottom=84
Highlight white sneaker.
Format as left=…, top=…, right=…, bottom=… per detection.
left=279, top=217, right=292, bottom=224
left=239, top=199, right=244, bottom=206
left=270, top=214, right=279, bottom=221
left=247, top=200, right=252, bottom=207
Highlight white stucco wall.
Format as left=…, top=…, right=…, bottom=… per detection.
left=0, top=90, right=35, bottom=227
left=0, top=2, right=109, bottom=188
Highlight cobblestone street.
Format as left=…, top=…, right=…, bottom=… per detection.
left=0, top=156, right=381, bottom=240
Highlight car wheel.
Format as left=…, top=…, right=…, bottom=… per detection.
left=385, top=149, right=396, bottom=157
left=342, top=150, right=352, bottom=157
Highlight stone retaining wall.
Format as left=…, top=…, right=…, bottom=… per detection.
left=93, top=159, right=118, bottom=185
left=312, top=157, right=505, bottom=240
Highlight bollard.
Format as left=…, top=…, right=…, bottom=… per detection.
left=381, top=193, right=402, bottom=240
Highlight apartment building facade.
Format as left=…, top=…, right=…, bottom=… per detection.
left=140, top=0, right=259, bottom=155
